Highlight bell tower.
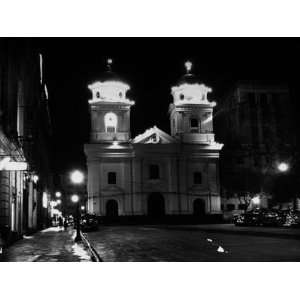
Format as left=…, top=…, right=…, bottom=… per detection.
left=169, top=61, right=216, bottom=144
left=88, top=59, right=135, bottom=143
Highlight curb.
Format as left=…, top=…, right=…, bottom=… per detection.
left=80, top=232, right=102, bottom=262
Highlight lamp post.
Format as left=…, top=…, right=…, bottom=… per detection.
left=70, top=170, right=84, bottom=242
left=71, top=194, right=81, bottom=242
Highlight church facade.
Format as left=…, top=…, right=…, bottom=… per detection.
left=84, top=61, right=223, bottom=219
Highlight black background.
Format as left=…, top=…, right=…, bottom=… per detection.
left=34, top=38, right=300, bottom=174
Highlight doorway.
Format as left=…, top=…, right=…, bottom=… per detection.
left=106, top=199, right=119, bottom=217
left=193, top=198, right=206, bottom=216
left=147, top=192, right=165, bottom=217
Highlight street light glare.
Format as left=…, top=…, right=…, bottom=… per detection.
left=55, top=191, right=61, bottom=198
left=57, top=199, right=62, bottom=205
left=278, top=162, right=289, bottom=172
left=252, top=196, right=260, bottom=205
left=71, top=194, right=79, bottom=203
left=70, top=170, right=84, bottom=184
left=33, top=175, right=39, bottom=183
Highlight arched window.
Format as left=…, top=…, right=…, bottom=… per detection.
left=104, top=112, right=117, bottom=133
left=193, top=172, right=202, bottom=184
left=190, top=118, right=199, bottom=132
left=190, top=118, right=198, bottom=128
left=179, top=94, right=184, bottom=100
left=96, top=91, right=100, bottom=98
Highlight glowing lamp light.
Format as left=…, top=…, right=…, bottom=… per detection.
left=57, top=199, right=62, bottom=205
left=70, top=170, right=84, bottom=184
left=252, top=196, right=260, bottom=205
left=50, top=200, right=57, bottom=207
left=42, top=192, right=48, bottom=208
left=81, top=206, right=85, bottom=211
left=33, top=175, right=39, bottom=183
left=113, top=141, right=119, bottom=146
left=55, top=191, right=62, bottom=198
left=277, top=162, right=289, bottom=172
left=71, top=194, right=79, bottom=203
left=185, top=61, right=192, bottom=73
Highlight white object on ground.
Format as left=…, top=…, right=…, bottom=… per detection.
left=207, top=238, right=213, bottom=242
left=217, top=246, right=225, bottom=253
left=23, top=235, right=33, bottom=239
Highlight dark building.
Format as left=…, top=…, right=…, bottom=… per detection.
left=215, top=81, right=297, bottom=216
left=0, top=39, right=53, bottom=246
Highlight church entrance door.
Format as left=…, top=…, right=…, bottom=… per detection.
left=193, top=198, right=206, bottom=216
left=106, top=199, right=119, bottom=217
left=147, top=193, right=165, bottom=218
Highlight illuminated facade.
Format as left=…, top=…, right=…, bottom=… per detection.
left=0, top=40, right=53, bottom=245
left=84, top=60, right=223, bottom=219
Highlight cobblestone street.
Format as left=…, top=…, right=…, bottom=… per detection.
left=86, top=224, right=300, bottom=262
left=1, top=227, right=91, bottom=262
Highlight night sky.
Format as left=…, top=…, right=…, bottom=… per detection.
left=35, top=38, right=300, bottom=174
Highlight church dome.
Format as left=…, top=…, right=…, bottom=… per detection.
left=88, top=58, right=134, bottom=105
left=175, top=61, right=201, bottom=85
left=89, top=58, right=127, bottom=85
left=97, top=70, right=124, bottom=82
left=171, top=61, right=214, bottom=106
left=176, top=73, right=201, bottom=85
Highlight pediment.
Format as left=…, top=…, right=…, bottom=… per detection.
left=132, top=126, right=178, bottom=144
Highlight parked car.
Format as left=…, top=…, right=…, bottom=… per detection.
left=233, top=208, right=283, bottom=227
left=280, top=209, right=300, bottom=227
left=80, top=214, right=98, bottom=231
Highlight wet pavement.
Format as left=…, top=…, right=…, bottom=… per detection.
left=86, top=225, right=300, bottom=261
left=0, top=227, right=91, bottom=262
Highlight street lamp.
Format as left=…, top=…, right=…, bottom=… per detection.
left=71, top=194, right=79, bottom=203
left=70, top=170, right=84, bottom=242
left=70, top=170, right=84, bottom=184
left=55, top=191, right=62, bottom=198
left=71, top=194, right=81, bottom=242
left=277, top=162, right=289, bottom=173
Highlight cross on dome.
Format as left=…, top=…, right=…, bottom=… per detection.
left=184, top=60, right=192, bottom=74
left=107, top=58, right=113, bottom=71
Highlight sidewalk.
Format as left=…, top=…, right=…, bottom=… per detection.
left=0, top=227, right=91, bottom=262
left=165, top=224, right=300, bottom=239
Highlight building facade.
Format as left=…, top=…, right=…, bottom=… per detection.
left=0, top=39, right=53, bottom=245
left=84, top=61, right=223, bottom=220
left=214, top=81, right=295, bottom=217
